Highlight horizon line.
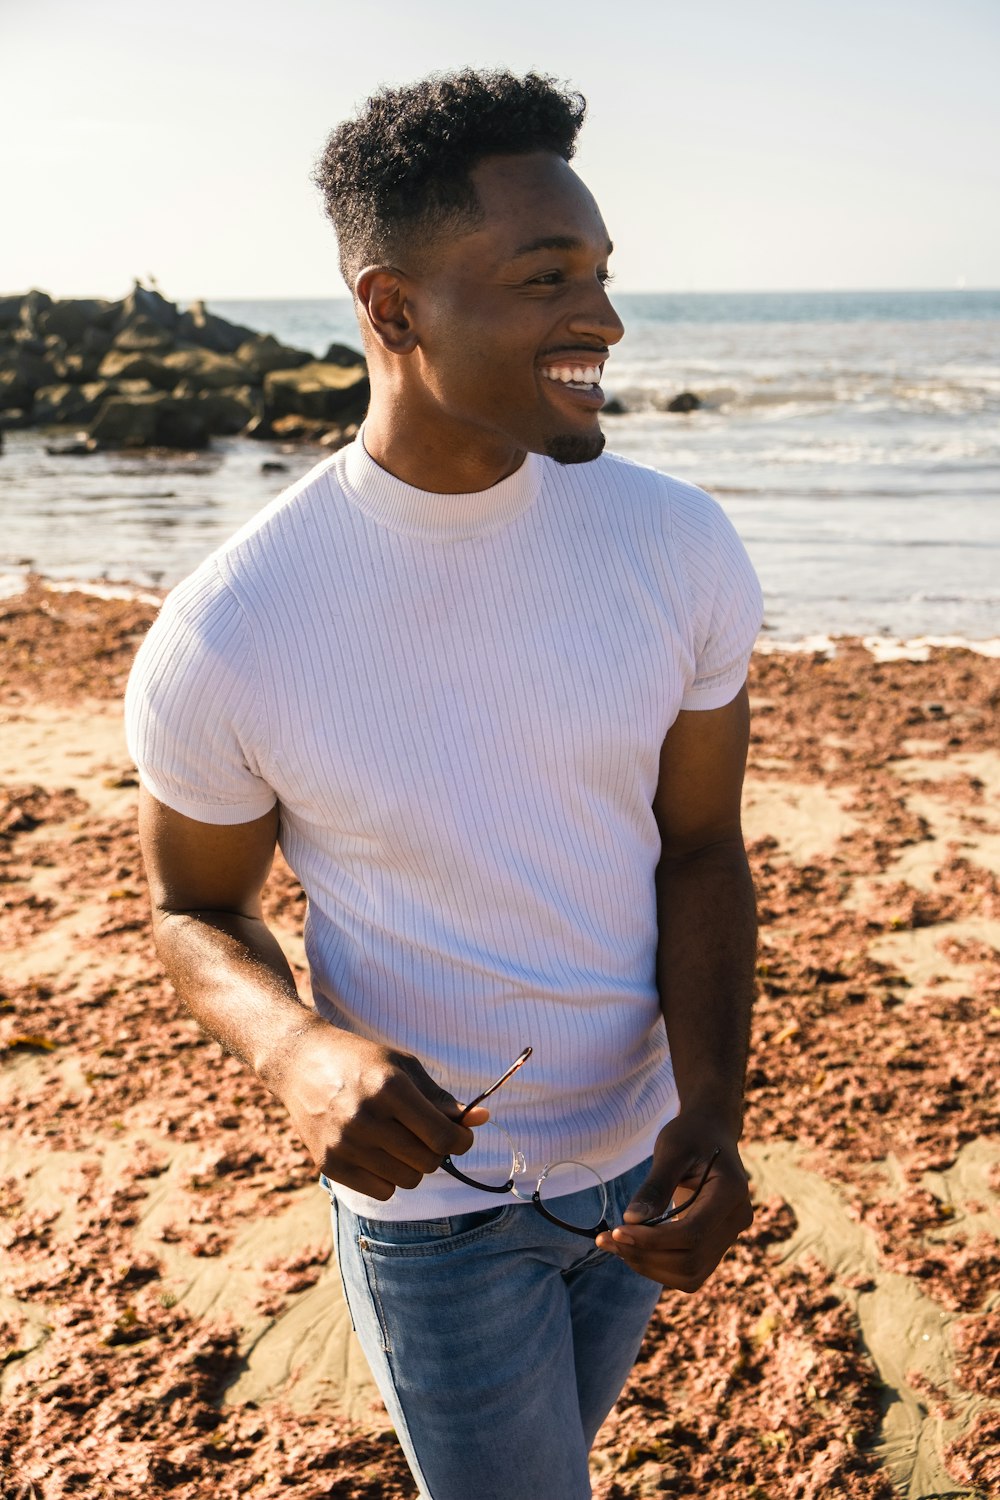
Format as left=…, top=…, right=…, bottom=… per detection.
left=200, top=284, right=1000, bottom=302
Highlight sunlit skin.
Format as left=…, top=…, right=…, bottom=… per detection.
left=356, top=151, right=625, bottom=493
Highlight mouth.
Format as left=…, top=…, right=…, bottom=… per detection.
left=539, top=355, right=608, bottom=411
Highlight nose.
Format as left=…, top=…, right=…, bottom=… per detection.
left=567, top=276, right=625, bottom=348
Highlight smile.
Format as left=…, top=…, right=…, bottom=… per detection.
left=541, top=363, right=605, bottom=390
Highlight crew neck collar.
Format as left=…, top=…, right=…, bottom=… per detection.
left=340, top=430, right=542, bottom=540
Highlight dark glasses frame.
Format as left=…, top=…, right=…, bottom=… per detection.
left=441, top=1045, right=721, bottom=1238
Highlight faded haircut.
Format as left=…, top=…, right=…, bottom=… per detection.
left=313, top=69, right=587, bottom=287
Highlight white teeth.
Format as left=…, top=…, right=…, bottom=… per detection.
left=543, top=363, right=603, bottom=386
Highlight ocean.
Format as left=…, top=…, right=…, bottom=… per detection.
left=2, top=290, right=998, bottom=643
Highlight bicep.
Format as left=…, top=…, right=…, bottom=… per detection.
left=653, top=684, right=750, bottom=857
left=138, top=786, right=279, bottom=918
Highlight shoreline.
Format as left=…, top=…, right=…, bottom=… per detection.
left=2, top=585, right=998, bottom=1498
left=4, top=571, right=1000, bottom=661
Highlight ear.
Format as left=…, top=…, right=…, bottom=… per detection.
left=354, top=266, right=419, bottom=355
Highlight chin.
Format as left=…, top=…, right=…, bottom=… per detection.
left=544, top=429, right=606, bottom=465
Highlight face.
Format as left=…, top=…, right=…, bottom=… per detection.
left=403, top=152, right=624, bottom=467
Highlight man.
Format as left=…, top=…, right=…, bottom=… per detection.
left=126, top=70, right=762, bottom=1500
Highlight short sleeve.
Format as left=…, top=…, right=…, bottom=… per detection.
left=670, top=482, right=764, bottom=711
left=125, top=563, right=277, bottom=825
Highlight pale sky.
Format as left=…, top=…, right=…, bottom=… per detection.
left=3, top=0, right=998, bottom=300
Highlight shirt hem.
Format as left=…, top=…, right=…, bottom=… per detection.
left=327, top=1104, right=679, bottom=1222
left=135, top=768, right=277, bottom=826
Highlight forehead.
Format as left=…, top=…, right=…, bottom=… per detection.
left=462, top=152, right=611, bottom=264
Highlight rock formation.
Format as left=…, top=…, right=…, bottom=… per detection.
left=0, top=283, right=369, bottom=452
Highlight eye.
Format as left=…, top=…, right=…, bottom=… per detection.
left=527, top=270, right=564, bottom=286
left=599, top=269, right=616, bottom=286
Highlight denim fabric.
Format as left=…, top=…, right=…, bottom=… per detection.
left=327, top=1157, right=662, bottom=1500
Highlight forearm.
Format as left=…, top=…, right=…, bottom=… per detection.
left=152, top=908, right=326, bottom=1089
left=655, top=836, right=757, bottom=1136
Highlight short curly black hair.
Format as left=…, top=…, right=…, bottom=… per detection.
left=313, top=69, right=587, bottom=287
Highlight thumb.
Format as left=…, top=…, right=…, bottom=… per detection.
left=624, top=1161, right=677, bottom=1225
left=398, top=1055, right=489, bottom=1124
left=624, top=1135, right=699, bottom=1223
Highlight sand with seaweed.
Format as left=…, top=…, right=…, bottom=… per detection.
left=1, top=582, right=997, bottom=1498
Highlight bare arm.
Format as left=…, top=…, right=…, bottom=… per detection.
left=138, top=789, right=483, bottom=1200
left=596, top=685, right=756, bottom=1286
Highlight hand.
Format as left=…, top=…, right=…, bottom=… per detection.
left=268, top=1021, right=489, bottom=1201
left=595, top=1114, right=753, bottom=1289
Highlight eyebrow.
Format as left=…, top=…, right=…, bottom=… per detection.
left=508, top=235, right=614, bottom=259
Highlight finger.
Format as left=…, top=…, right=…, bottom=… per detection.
left=391, top=1068, right=481, bottom=1156
left=345, top=1105, right=455, bottom=1177
left=336, top=1140, right=430, bottom=1192
left=322, top=1160, right=398, bottom=1202
left=614, top=1212, right=746, bottom=1286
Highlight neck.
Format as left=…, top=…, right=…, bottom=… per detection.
left=362, top=398, right=527, bottom=494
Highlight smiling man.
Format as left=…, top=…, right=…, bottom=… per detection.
left=126, top=71, right=763, bottom=1500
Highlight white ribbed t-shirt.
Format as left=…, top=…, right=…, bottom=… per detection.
left=126, top=435, right=763, bottom=1218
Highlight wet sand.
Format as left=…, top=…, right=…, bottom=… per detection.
left=1, top=581, right=997, bottom=1499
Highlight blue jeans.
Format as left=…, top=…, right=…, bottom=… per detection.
left=327, top=1157, right=662, bottom=1500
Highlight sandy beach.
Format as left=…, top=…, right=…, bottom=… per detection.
left=1, top=581, right=998, bottom=1500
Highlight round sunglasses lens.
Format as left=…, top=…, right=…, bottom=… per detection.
left=536, top=1160, right=609, bottom=1231
left=455, top=1120, right=518, bottom=1189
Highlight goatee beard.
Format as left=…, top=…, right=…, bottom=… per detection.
left=545, top=430, right=606, bottom=465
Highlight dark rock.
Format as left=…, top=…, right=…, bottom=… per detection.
left=322, top=340, right=365, bottom=368
left=263, top=361, right=369, bottom=424
left=176, top=300, right=256, bottom=355
left=0, top=295, right=24, bottom=330
left=0, top=407, right=32, bottom=429
left=0, top=367, right=30, bottom=411
left=32, top=382, right=110, bottom=426
left=260, top=461, right=288, bottom=474
left=193, top=386, right=261, bottom=436
left=81, top=325, right=113, bottom=356
left=160, top=348, right=248, bottom=390
left=87, top=391, right=209, bottom=450
left=96, top=297, right=126, bottom=331
left=602, top=397, right=627, bottom=415
left=38, top=298, right=110, bottom=345
left=318, top=421, right=360, bottom=452
left=98, top=350, right=175, bottom=389
left=244, top=412, right=276, bottom=441
left=665, top=391, right=702, bottom=413
left=113, top=316, right=174, bottom=353
left=10, top=330, right=48, bottom=356
left=155, top=399, right=210, bottom=449
left=55, top=349, right=105, bottom=383
left=235, top=334, right=312, bottom=378
left=269, top=413, right=330, bottom=441
left=109, top=379, right=157, bottom=399
left=0, top=351, right=60, bottom=409
left=18, top=289, right=53, bottom=336
left=115, top=282, right=179, bottom=334
left=88, top=393, right=161, bottom=448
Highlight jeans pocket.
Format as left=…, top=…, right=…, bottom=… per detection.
left=354, top=1204, right=516, bottom=1358
left=357, top=1202, right=513, bottom=1255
